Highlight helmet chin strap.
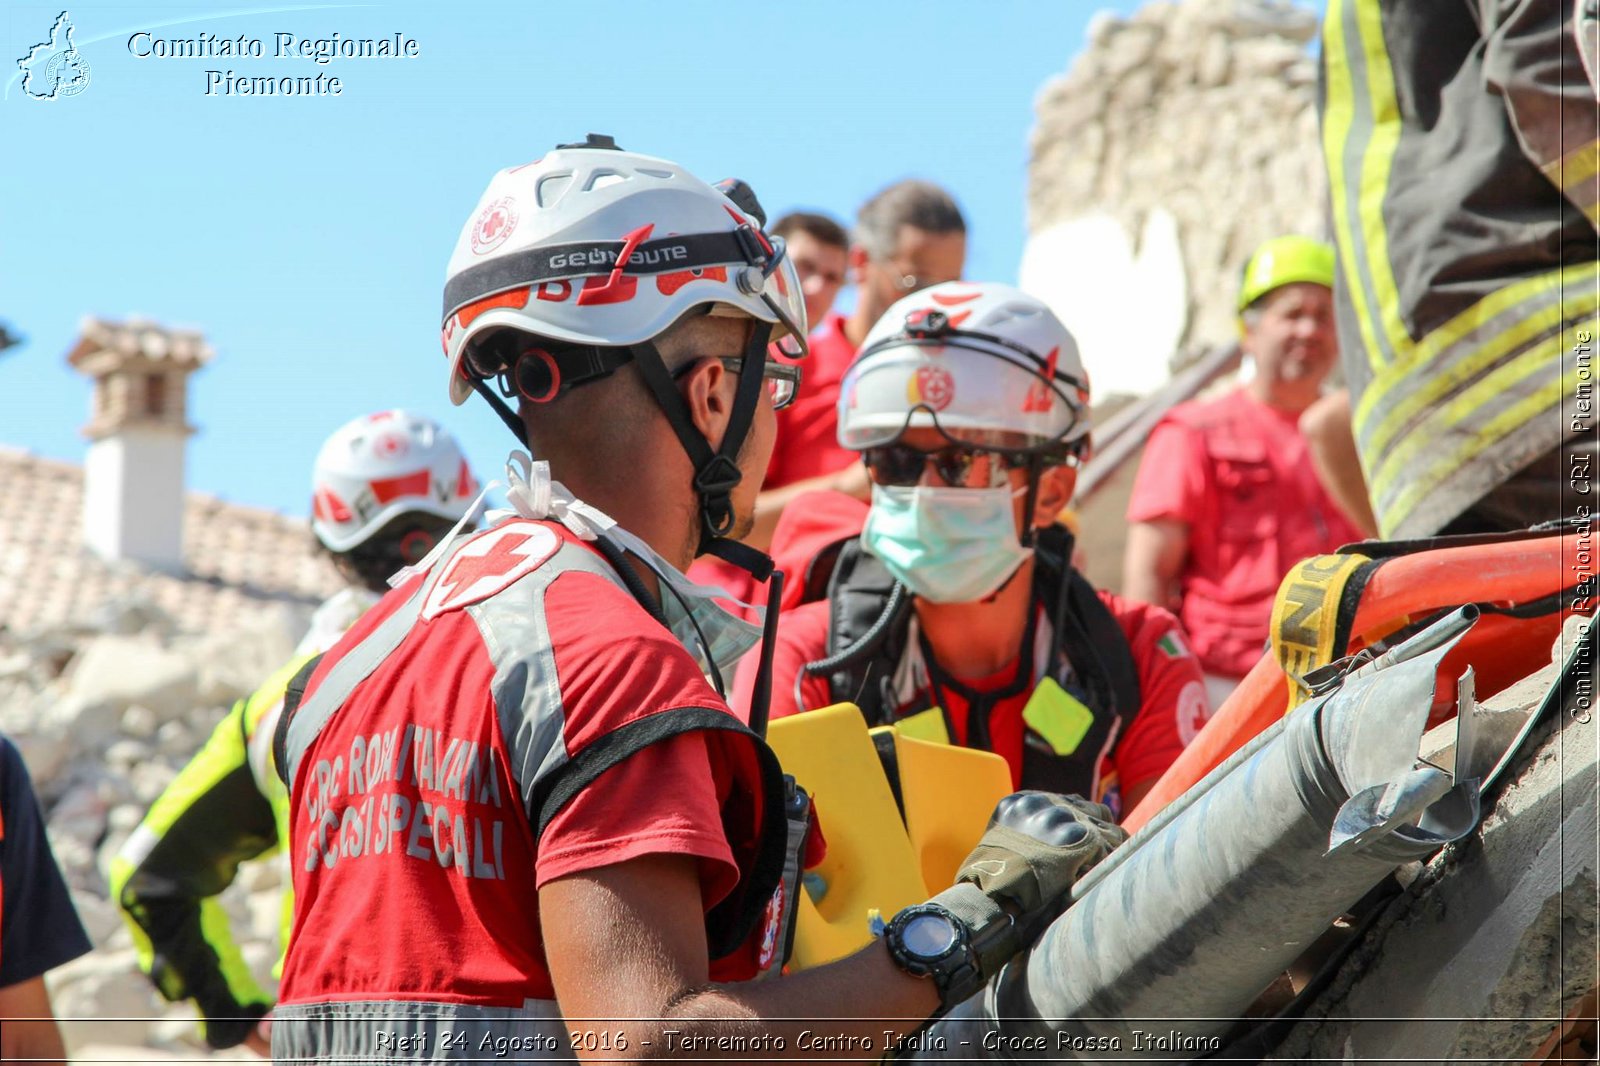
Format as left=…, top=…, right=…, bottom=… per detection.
left=1017, top=454, right=1045, bottom=550
left=627, top=320, right=776, bottom=582
left=470, top=377, right=532, bottom=449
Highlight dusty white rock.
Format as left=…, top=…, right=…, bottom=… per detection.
left=236, top=855, right=284, bottom=894
left=66, top=635, right=200, bottom=724
left=5, top=718, right=73, bottom=787
left=49, top=947, right=169, bottom=1052
left=106, top=736, right=154, bottom=770
left=185, top=610, right=300, bottom=709
left=90, top=595, right=177, bottom=639
left=108, top=801, right=145, bottom=834
left=121, top=704, right=161, bottom=739
left=72, top=888, right=123, bottom=943
left=49, top=780, right=111, bottom=841
left=130, top=760, right=178, bottom=803
left=1027, top=0, right=1324, bottom=368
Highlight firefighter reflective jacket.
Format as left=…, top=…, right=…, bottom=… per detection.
left=1322, top=0, right=1599, bottom=537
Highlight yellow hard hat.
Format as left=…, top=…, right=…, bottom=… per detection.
left=1237, top=235, right=1335, bottom=312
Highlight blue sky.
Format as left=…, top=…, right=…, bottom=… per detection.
left=2, top=0, right=1152, bottom=517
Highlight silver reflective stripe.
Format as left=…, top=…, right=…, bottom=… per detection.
left=283, top=536, right=473, bottom=791
left=272, top=998, right=574, bottom=1063
left=466, top=540, right=631, bottom=822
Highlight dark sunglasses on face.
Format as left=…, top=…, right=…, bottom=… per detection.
left=862, top=442, right=1030, bottom=488
left=672, top=355, right=802, bottom=411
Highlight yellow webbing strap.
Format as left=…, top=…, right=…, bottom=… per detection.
left=1270, top=552, right=1372, bottom=708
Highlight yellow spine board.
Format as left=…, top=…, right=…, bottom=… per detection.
left=766, top=703, right=1010, bottom=969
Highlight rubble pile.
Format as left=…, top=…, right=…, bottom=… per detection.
left=0, top=595, right=310, bottom=1056
left=1028, top=0, right=1325, bottom=354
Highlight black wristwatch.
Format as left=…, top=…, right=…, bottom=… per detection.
left=882, top=902, right=983, bottom=1008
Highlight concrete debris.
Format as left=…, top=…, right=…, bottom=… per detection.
left=1024, top=0, right=1325, bottom=395
left=0, top=606, right=299, bottom=1058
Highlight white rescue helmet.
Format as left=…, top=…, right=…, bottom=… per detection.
left=839, top=282, right=1091, bottom=459
left=440, top=135, right=808, bottom=405
left=311, top=410, right=478, bottom=552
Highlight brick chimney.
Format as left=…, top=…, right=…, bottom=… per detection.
left=67, top=317, right=213, bottom=571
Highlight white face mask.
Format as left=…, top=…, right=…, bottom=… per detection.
left=861, top=483, right=1032, bottom=603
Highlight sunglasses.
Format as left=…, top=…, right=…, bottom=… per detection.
left=862, top=443, right=1029, bottom=488
left=673, top=356, right=802, bottom=411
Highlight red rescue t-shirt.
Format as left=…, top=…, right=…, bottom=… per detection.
left=739, top=591, right=1209, bottom=801
left=279, top=523, right=753, bottom=1008
left=766, top=311, right=860, bottom=490
left=1126, top=388, right=1365, bottom=678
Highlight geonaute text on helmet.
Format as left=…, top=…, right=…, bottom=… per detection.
left=126, top=30, right=420, bottom=95
left=548, top=244, right=691, bottom=271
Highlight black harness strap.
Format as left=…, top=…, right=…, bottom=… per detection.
left=272, top=654, right=324, bottom=789
left=530, top=707, right=789, bottom=960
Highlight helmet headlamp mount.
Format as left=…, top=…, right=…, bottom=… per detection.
left=903, top=307, right=952, bottom=338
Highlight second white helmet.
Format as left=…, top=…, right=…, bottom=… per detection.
left=839, top=282, right=1091, bottom=458
left=311, top=410, right=478, bottom=552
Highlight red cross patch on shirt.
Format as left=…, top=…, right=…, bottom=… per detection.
left=422, top=522, right=561, bottom=620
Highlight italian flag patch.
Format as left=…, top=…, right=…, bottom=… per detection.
left=1157, top=631, right=1190, bottom=660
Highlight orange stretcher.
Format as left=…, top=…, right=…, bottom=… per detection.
left=1124, top=528, right=1585, bottom=833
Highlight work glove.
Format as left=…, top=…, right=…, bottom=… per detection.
left=922, top=792, right=1127, bottom=1006
left=955, top=791, right=1126, bottom=921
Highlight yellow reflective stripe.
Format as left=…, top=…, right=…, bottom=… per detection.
left=1354, top=262, right=1600, bottom=456
left=1381, top=330, right=1578, bottom=531
left=199, top=896, right=271, bottom=1009
left=1322, top=0, right=1391, bottom=377
left=1371, top=327, right=1563, bottom=511
left=1541, top=139, right=1600, bottom=198
left=1350, top=0, right=1410, bottom=366
left=1410, top=262, right=1598, bottom=365
left=107, top=853, right=169, bottom=994
left=1360, top=278, right=1594, bottom=475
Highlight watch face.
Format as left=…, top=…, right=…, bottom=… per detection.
left=901, top=912, right=960, bottom=959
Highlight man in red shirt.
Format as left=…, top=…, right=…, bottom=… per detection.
left=773, top=211, right=849, bottom=344
left=750, top=181, right=967, bottom=550
left=1123, top=236, right=1366, bottom=708
left=738, top=282, right=1209, bottom=819
left=272, top=138, right=1123, bottom=1061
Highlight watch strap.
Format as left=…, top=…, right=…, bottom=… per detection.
left=919, top=884, right=1020, bottom=1009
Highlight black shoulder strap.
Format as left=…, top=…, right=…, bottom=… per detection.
left=819, top=538, right=907, bottom=725
left=273, top=654, right=324, bottom=789
left=530, top=707, right=789, bottom=961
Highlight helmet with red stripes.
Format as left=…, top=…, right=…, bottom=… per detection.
left=311, top=410, right=478, bottom=553
left=440, top=135, right=807, bottom=405
left=439, top=134, right=811, bottom=550
left=840, top=281, right=1092, bottom=460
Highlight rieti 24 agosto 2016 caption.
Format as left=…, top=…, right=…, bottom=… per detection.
left=126, top=31, right=421, bottom=96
